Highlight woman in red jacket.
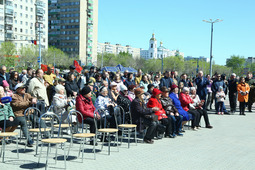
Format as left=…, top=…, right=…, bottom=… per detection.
left=179, top=87, right=200, bottom=130
left=147, top=88, right=173, bottom=138
left=76, top=86, right=101, bottom=144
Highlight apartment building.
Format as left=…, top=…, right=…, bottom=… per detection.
left=48, top=0, right=98, bottom=66
left=0, top=0, right=48, bottom=50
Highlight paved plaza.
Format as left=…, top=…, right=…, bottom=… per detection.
left=1, top=102, right=255, bottom=170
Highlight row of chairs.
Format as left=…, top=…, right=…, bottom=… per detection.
left=0, top=105, right=138, bottom=169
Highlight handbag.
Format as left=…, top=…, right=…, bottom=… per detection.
left=144, top=114, right=158, bottom=121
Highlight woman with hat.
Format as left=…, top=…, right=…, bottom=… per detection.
left=160, top=86, right=183, bottom=138
left=169, top=84, right=190, bottom=132
left=130, top=88, right=159, bottom=144
left=76, top=86, right=101, bottom=144
left=108, top=81, right=119, bottom=103
left=147, top=88, right=172, bottom=139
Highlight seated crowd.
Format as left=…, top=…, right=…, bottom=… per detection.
left=0, top=64, right=253, bottom=146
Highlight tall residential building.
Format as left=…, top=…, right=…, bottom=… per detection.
left=140, top=33, right=184, bottom=60
left=48, top=0, right=98, bottom=66
left=97, top=42, right=141, bottom=59
left=0, top=0, right=48, bottom=50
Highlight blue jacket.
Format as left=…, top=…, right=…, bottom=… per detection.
left=212, top=79, right=226, bottom=93
left=159, top=76, right=173, bottom=89
left=195, top=77, right=209, bottom=99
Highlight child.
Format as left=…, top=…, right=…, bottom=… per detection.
left=2, top=80, right=13, bottom=97
left=216, top=86, right=225, bottom=115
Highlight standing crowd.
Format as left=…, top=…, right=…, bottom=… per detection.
left=0, top=64, right=254, bottom=145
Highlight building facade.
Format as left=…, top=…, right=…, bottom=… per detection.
left=185, top=56, right=209, bottom=62
left=140, top=33, right=184, bottom=60
left=97, top=42, right=141, bottom=59
left=0, top=0, right=48, bottom=50
left=48, top=0, right=98, bottom=66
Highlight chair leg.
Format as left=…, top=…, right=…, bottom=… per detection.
left=120, top=128, right=124, bottom=145
left=2, top=137, right=5, bottom=163
left=116, top=132, right=119, bottom=152
left=63, top=143, right=67, bottom=169
left=128, top=129, right=130, bottom=148
left=101, top=133, right=105, bottom=151
left=16, top=136, right=19, bottom=159
left=108, top=133, right=110, bottom=155
left=55, top=144, right=58, bottom=165
left=67, top=140, right=72, bottom=159
left=93, top=136, right=96, bottom=160
left=37, top=143, right=43, bottom=167
left=35, top=133, right=39, bottom=156
left=135, top=128, right=137, bottom=146
left=82, top=138, right=85, bottom=163
left=78, top=139, right=82, bottom=158
left=45, top=143, right=50, bottom=170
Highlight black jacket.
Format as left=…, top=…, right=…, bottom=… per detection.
left=0, top=73, right=10, bottom=86
left=65, top=80, right=79, bottom=97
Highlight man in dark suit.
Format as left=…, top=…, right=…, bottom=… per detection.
left=195, top=71, right=209, bottom=109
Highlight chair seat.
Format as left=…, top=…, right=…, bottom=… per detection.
left=41, top=138, right=67, bottom=144
left=98, top=128, right=118, bottom=133
left=53, top=124, right=70, bottom=128
left=41, top=117, right=52, bottom=121
left=0, top=132, right=18, bottom=137
left=29, top=128, right=51, bottom=132
left=118, top=124, right=137, bottom=128
left=73, top=133, right=95, bottom=138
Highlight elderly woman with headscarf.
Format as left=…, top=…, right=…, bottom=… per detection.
left=179, top=87, right=201, bottom=130
left=147, top=88, right=172, bottom=139
left=189, top=87, right=213, bottom=128
left=52, top=84, right=71, bottom=123
left=130, top=88, right=159, bottom=144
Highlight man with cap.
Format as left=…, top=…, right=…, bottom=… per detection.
left=64, top=65, right=77, bottom=80
left=130, top=88, right=159, bottom=144
left=76, top=86, right=101, bottom=145
left=11, top=83, right=37, bottom=147
left=228, top=73, right=238, bottom=114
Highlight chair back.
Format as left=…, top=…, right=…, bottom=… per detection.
left=94, top=109, right=107, bottom=129
left=39, top=112, right=61, bottom=138
left=119, top=106, right=133, bottom=124
left=67, top=110, right=84, bottom=133
left=23, top=107, right=41, bottom=128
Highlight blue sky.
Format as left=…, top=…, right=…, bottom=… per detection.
left=98, top=0, right=255, bottom=65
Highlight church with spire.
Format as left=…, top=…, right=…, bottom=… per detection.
left=140, top=33, right=184, bottom=60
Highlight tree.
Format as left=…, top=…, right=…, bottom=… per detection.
left=0, top=42, right=17, bottom=67
left=226, top=55, right=245, bottom=75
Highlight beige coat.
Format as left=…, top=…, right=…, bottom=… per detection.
left=27, top=77, right=49, bottom=106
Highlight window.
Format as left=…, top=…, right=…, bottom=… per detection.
left=26, top=14, right=28, bottom=18
left=30, top=8, right=33, bottom=12
left=20, top=36, right=23, bottom=40
left=14, top=20, right=17, bottom=24
left=30, top=15, right=33, bottom=19
left=150, top=53, right=152, bottom=58
left=151, top=44, right=153, bottom=48
left=25, top=6, right=28, bottom=11
left=20, top=13, right=22, bottom=17
left=20, top=21, right=23, bottom=25
left=26, top=22, right=28, bottom=26
left=14, top=4, right=17, bottom=8
left=20, top=5, right=22, bottom=9
left=20, top=28, right=23, bottom=32
left=30, top=30, right=33, bottom=34
left=25, top=29, right=28, bottom=34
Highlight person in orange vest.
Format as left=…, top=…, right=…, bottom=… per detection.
left=237, top=77, right=250, bottom=116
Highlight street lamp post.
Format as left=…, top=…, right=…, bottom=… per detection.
left=203, top=19, right=223, bottom=77
left=161, top=50, right=164, bottom=73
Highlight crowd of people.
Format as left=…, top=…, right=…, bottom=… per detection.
left=0, top=64, right=254, bottom=145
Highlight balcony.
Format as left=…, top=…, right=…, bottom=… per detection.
left=5, top=4, right=13, bottom=10
left=88, top=0, right=93, bottom=5
left=5, top=33, right=13, bottom=39
left=5, top=8, right=13, bottom=15
left=5, top=19, right=13, bottom=25
left=36, top=9, right=45, bottom=16
left=6, top=29, right=13, bottom=34
left=36, top=1, right=45, bottom=8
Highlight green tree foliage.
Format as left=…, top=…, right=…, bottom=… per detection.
left=0, top=42, right=17, bottom=67
left=226, top=55, right=245, bottom=75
